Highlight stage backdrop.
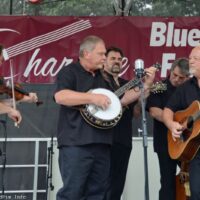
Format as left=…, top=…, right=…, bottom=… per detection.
left=0, top=16, right=199, bottom=138
left=0, top=16, right=199, bottom=84
left=0, top=16, right=199, bottom=200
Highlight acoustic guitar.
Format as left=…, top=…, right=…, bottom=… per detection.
left=168, top=100, right=200, bottom=161
left=176, top=162, right=190, bottom=200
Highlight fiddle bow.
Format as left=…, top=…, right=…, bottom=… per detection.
left=9, top=59, right=19, bottom=127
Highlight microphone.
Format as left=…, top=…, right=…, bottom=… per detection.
left=2, top=49, right=9, bottom=61
left=135, top=59, right=145, bottom=78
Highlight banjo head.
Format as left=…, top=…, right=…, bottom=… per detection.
left=88, top=88, right=122, bottom=121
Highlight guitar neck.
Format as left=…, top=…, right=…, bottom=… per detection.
left=114, top=78, right=140, bottom=97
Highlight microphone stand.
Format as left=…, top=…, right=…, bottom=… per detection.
left=0, top=120, right=7, bottom=195
left=137, top=77, right=150, bottom=200
left=45, top=136, right=54, bottom=200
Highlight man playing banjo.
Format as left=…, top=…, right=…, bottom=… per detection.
left=54, top=35, right=156, bottom=200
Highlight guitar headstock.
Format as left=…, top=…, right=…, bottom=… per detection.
left=152, top=62, right=161, bottom=70
left=150, top=81, right=167, bottom=93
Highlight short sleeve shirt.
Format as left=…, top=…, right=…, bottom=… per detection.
left=55, top=62, right=113, bottom=147
left=146, top=79, right=176, bottom=152
left=165, top=77, right=200, bottom=112
left=113, top=78, right=135, bottom=148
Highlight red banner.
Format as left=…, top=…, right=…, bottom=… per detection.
left=0, top=16, right=199, bottom=83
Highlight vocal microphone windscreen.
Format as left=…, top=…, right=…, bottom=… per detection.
left=134, top=59, right=144, bottom=78
left=2, top=49, right=9, bottom=61
left=135, top=59, right=144, bottom=70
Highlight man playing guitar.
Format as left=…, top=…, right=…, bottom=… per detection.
left=146, top=58, right=190, bottom=200
left=163, top=46, right=200, bottom=200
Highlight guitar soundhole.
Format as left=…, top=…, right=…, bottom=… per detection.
left=180, top=117, right=193, bottom=142
left=182, top=129, right=191, bottom=142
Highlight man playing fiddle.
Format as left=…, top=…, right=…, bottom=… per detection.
left=0, top=44, right=38, bottom=125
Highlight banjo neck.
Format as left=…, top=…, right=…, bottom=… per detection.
left=114, top=63, right=161, bottom=97
left=80, top=63, right=162, bottom=129
left=114, top=78, right=140, bottom=97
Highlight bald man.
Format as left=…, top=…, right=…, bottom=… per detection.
left=163, top=46, right=200, bottom=200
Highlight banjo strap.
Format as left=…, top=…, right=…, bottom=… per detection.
left=100, top=69, right=120, bottom=91
left=100, top=69, right=129, bottom=112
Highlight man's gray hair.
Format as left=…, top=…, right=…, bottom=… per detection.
left=171, top=57, right=190, bottom=76
left=79, top=35, right=104, bottom=57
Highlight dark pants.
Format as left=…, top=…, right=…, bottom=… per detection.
left=189, top=149, right=200, bottom=200
left=56, top=144, right=111, bottom=200
left=104, top=143, right=132, bottom=200
left=157, top=150, right=178, bottom=200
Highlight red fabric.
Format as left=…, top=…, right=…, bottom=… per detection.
left=0, top=16, right=199, bottom=83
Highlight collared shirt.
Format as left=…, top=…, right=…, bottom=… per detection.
left=166, top=77, right=200, bottom=112
left=55, top=62, right=113, bottom=147
left=165, top=77, right=200, bottom=158
left=146, top=79, right=176, bottom=152
left=113, top=77, right=135, bottom=148
left=101, top=72, right=135, bottom=148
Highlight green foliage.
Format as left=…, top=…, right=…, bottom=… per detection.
left=0, top=0, right=199, bottom=16
left=151, top=0, right=200, bottom=16
left=24, top=0, right=114, bottom=16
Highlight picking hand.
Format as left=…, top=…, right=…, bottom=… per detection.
left=169, top=121, right=184, bottom=141
left=91, top=93, right=111, bottom=110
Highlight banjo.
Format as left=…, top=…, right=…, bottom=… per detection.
left=80, top=77, right=166, bottom=129
left=80, top=87, right=123, bottom=129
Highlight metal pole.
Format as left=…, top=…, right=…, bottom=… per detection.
left=10, top=0, right=13, bottom=15
left=23, top=0, right=26, bottom=15
left=121, top=0, right=125, bottom=16
left=139, top=80, right=150, bottom=200
left=33, top=141, right=39, bottom=200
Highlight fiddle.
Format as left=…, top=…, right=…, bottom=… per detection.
left=0, top=77, right=43, bottom=106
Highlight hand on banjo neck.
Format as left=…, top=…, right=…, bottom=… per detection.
left=80, top=63, right=162, bottom=129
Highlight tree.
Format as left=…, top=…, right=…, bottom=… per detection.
left=148, top=0, right=200, bottom=16
left=31, top=0, right=114, bottom=16
left=0, top=0, right=199, bottom=16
